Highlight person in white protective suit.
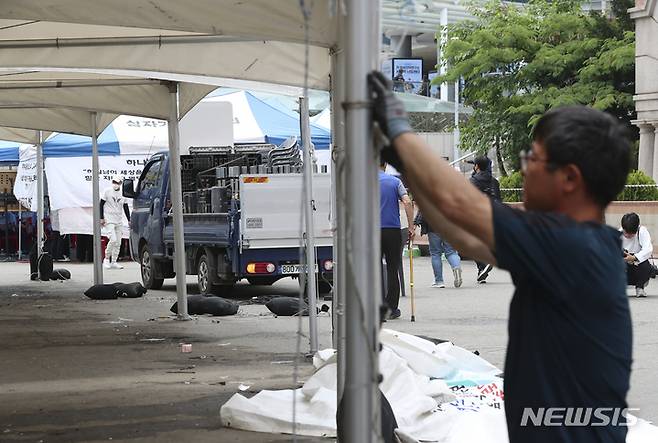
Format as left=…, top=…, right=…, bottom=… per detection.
left=100, top=176, right=131, bottom=269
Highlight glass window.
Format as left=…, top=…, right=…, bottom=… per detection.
left=137, top=159, right=163, bottom=195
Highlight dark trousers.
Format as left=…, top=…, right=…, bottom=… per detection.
left=476, top=261, right=486, bottom=272
left=381, top=228, right=403, bottom=311
left=627, top=261, right=652, bottom=288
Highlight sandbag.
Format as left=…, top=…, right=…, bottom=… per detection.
left=29, top=243, right=38, bottom=280
left=337, top=390, right=397, bottom=443
left=265, top=297, right=308, bottom=316
left=84, top=283, right=121, bottom=300
left=116, top=282, right=147, bottom=298
left=170, top=295, right=239, bottom=316
left=38, top=252, right=54, bottom=281
left=50, top=269, right=71, bottom=280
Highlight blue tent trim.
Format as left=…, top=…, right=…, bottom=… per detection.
left=43, top=124, right=120, bottom=157
left=0, top=141, right=20, bottom=164
left=243, top=92, right=331, bottom=150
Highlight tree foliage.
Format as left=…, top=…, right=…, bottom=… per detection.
left=436, top=0, right=636, bottom=173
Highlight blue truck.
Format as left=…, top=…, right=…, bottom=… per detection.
left=122, top=145, right=333, bottom=295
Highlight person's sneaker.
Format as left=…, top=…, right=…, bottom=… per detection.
left=103, top=259, right=111, bottom=269
left=389, top=309, right=401, bottom=320
left=431, top=282, right=446, bottom=288
left=453, top=268, right=463, bottom=288
left=477, top=264, right=494, bottom=282
left=110, top=262, right=124, bottom=270
left=636, top=287, right=647, bottom=298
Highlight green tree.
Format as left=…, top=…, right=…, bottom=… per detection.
left=436, top=0, right=636, bottom=173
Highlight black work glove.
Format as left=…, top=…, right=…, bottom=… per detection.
left=368, top=71, right=413, bottom=172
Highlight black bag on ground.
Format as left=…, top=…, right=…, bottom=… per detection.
left=170, top=295, right=239, bottom=316
left=38, top=252, right=54, bottom=281
left=265, top=296, right=308, bottom=316
left=50, top=269, right=71, bottom=280
left=115, top=282, right=147, bottom=298
left=29, top=243, right=38, bottom=280
left=337, top=389, right=398, bottom=443
left=84, top=283, right=121, bottom=300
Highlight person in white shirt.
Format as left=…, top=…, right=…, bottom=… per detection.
left=621, top=212, right=653, bottom=297
left=100, top=175, right=130, bottom=270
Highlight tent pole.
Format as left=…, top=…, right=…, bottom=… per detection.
left=36, top=130, right=44, bottom=256
left=91, top=111, right=103, bottom=285
left=330, top=38, right=347, bottom=400
left=342, top=0, right=381, bottom=440
left=18, top=201, right=22, bottom=260
left=167, top=82, right=190, bottom=321
left=300, top=96, right=319, bottom=354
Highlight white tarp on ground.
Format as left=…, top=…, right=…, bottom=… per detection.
left=220, top=329, right=658, bottom=442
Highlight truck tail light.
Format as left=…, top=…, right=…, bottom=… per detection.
left=246, top=262, right=276, bottom=274
left=323, top=259, right=334, bottom=271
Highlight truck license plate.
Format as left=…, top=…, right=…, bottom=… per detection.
left=281, top=264, right=319, bottom=275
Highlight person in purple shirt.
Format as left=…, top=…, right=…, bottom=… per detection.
left=379, top=160, right=414, bottom=320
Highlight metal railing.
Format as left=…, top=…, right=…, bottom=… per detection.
left=500, top=184, right=658, bottom=202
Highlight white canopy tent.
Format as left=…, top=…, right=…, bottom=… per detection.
left=0, top=2, right=382, bottom=439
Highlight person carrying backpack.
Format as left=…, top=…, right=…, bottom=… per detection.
left=467, top=156, right=500, bottom=283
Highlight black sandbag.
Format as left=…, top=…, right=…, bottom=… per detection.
left=50, top=268, right=71, bottom=280
left=170, top=295, right=205, bottom=315
left=84, top=283, right=121, bottom=300
left=265, top=296, right=308, bottom=316
left=38, top=252, right=54, bottom=281
left=170, top=295, right=238, bottom=316
left=29, top=243, right=38, bottom=279
left=115, top=282, right=147, bottom=298
left=337, top=390, right=398, bottom=443
left=201, top=297, right=238, bottom=316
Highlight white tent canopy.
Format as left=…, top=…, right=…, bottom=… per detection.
left=0, top=2, right=337, bottom=46
left=0, top=127, right=50, bottom=145
left=0, top=72, right=215, bottom=138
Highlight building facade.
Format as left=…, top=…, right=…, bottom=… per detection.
left=631, top=0, right=658, bottom=178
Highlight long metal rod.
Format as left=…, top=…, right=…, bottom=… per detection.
left=342, top=0, right=381, bottom=440
left=18, top=203, right=22, bottom=260
left=36, top=130, right=44, bottom=255
left=300, top=96, right=319, bottom=354
left=0, top=34, right=291, bottom=50
left=91, top=111, right=103, bottom=285
left=0, top=79, right=165, bottom=90
left=331, top=41, right=347, bottom=401
left=167, top=82, right=190, bottom=321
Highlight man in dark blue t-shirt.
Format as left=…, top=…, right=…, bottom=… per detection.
left=369, top=71, right=633, bottom=442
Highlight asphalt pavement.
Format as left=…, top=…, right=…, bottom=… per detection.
left=0, top=257, right=656, bottom=442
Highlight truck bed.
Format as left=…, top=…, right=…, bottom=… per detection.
left=163, top=213, right=231, bottom=248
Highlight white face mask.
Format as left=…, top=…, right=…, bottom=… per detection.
left=113, top=184, right=120, bottom=191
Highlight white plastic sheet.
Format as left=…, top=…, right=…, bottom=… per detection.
left=220, top=329, right=658, bottom=442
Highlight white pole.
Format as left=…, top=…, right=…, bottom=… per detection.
left=342, top=0, right=381, bottom=440
left=330, top=41, right=347, bottom=400
left=454, top=80, right=460, bottom=163
left=91, top=112, right=103, bottom=285
left=167, top=82, right=190, bottom=320
left=36, top=131, right=44, bottom=256
left=18, top=202, right=22, bottom=260
left=300, top=96, right=319, bottom=354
